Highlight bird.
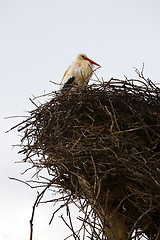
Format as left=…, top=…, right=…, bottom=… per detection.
left=60, top=53, right=101, bottom=90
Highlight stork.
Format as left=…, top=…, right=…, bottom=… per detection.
left=60, top=53, right=101, bottom=90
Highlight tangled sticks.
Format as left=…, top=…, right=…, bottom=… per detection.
left=16, top=75, right=160, bottom=240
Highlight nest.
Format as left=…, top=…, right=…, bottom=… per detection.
left=15, top=74, right=160, bottom=239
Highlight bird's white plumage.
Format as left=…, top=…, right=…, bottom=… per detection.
left=60, top=53, right=100, bottom=90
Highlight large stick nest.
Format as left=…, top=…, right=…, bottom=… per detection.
left=16, top=75, right=160, bottom=239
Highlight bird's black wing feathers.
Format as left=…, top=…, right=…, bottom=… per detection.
left=62, top=77, right=75, bottom=90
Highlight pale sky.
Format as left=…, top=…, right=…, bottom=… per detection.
left=1, top=0, right=160, bottom=239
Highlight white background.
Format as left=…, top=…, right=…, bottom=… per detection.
left=1, top=0, right=160, bottom=239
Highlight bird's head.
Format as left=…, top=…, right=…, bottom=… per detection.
left=76, top=53, right=101, bottom=67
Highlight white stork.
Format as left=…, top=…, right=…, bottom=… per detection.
left=60, top=53, right=101, bottom=90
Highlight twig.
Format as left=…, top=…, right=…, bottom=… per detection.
left=29, top=178, right=55, bottom=240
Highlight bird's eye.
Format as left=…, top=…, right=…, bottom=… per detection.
left=81, top=55, right=86, bottom=59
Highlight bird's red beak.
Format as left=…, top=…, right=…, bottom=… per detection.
left=86, top=57, right=101, bottom=67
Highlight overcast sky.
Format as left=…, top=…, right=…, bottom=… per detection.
left=1, top=0, right=160, bottom=239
